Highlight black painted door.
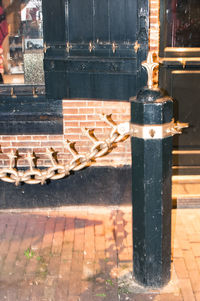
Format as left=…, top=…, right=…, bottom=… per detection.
left=159, top=0, right=200, bottom=174
left=42, top=0, right=149, bottom=100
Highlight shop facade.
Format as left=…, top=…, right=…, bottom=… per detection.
left=0, top=0, right=199, bottom=206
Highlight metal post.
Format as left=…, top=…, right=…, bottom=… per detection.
left=131, top=53, right=188, bottom=287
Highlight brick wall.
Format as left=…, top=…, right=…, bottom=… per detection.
left=0, top=0, right=160, bottom=169
left=149, top=0, right=160, bottom=54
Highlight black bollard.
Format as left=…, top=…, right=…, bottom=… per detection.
left=131, top=86, right=173, bottom=287
left=130, top=53, right=188, bottom=287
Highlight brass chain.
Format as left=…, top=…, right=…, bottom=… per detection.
left=0, top=114, right=130, bottom=186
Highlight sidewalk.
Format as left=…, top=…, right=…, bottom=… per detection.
left=0, top=206, right=200, bottom=301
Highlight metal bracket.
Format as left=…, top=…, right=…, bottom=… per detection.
left=89, top=42, right=95, bottom=53
left=134, top=41, right=140, bottom=53
left=43, top=42, right=50, bottom=54
left=117, top=120, right=189, bottom=139
left=66, top=42, right=72, bottom=53
left=10, top=87, right=16, bottom=98
left=112, top=42, right=118, bottom=53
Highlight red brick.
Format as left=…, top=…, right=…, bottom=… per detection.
left=17, top=136, right=32, bottom=141
left=12, top=142, right=40, bottom=147
left=191, top=243, right=200, bottom=257
left=63, top=108, right=79, bottom=114
left=173, top=258, right=189, bottom=279
left=41, top=141, right=63, bottom=147
left=31, top=148, right=47, bottom=153
left=87, top=101, right=102, bottom=107
left=196, top=292, right=200, bottom=301
left=0, top=142, right=11, bottom=147
left=80, top=121, right=97, bottom=128
left=64, top=128, right=82, bottom=134
left=62, top=101, right=87, bottom=107
left=32, top=135, right=48, bottom=140
left=1, top=136, right=17, bottom=141
left=47, top=135, right=63, bottom=140
left=1, top=217, right=27, bottom=275
left=79, top=108, right=94, bottom=114
left=188, top=269, right=200, bottom=293
left=179, top=279, right=196, bottom=301
left=74, top=218, right=85, bottom=252
left=182, top=249, right=198, bottom=271
left=60, top=216, right=75, bottom=261
left=64, top=115, right=87, bottom=121
left=64, top=121, right=79, bottom=127
left=64, top=135, right=80, bottom=141
left=84, top=217, right=95, bottom=260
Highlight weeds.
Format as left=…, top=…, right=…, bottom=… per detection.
left=95, top=293, right=106, bottom=297
left=24, top=248, right=35, bottom=259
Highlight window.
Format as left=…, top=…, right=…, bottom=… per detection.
left=0, top=0, right=62, bottom=135
left=1, top=0, right=44, bottom=84
left=160, top=0, right=200, bottom=57
left=165, top=0, right=200, bottom=48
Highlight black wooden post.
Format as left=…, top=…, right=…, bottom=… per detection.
left=130, top=53, right=176, bottom=287
left=131, top=87, right=173, bottom=287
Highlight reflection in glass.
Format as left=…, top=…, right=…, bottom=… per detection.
left=0, top=0, right=44, bottom=84
left=166, top=0, right=200, bottom=47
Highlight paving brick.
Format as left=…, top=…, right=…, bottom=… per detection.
left=25, top=216, right=47, bottom=276
left=182, top=249, right=198, bottom=271
left=0, top=214, right=18, bottom=271
left=29, top=285, right=45, bottom=301
left=48, top=217, right=65, bottom=276
left=74, top=218, right=85, bottom=252
left=17, top=281, right=31, bottom=301
left=188, top=269, right=200, bottom=293
left=191, top=243, right=200, bottom=257
left=195, top=292, right=200, bottom=301
left=179, top=279, right=196, bottom=301
left=68, top=271, right=83, bottom=296
left=0, top=207, right=200, bottom=300
left=67, top=296, right=80, bottom=301
left=84, top=217, right=95, bottom=260
left=1, top=216, right=27, bottom=275
left=174, top=258, right=189, bottom=279
left=153, top=294, right=183, bottom=301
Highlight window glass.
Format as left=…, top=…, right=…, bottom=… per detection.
left=0, top=0, right=44, bottom=84
left=166, top=0, right=200, bottom=47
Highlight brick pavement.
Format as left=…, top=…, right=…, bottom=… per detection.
left=0, top=206, right=200, bottom=300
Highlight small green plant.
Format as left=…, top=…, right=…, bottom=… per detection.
left=105, top=279, right=113, bottom=286
left=24, top=248, right=35, bottom=259
left=95, top=293, right=106, bottom=297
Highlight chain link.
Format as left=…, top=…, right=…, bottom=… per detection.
left=0, top=115, right=130, bottom=185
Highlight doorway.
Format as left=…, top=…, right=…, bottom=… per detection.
left=159, top=0, right=200, bottom=175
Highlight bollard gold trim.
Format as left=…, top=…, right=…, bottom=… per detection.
left=117, top=120, right=189, bottom=139
left=130, top=121, right=173, bottom=139
left=129, top=120, right=189, bottom=139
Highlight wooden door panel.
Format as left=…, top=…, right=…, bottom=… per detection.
left=43, top=0, right=148, bottom=100
left=110, top=0, right=137, bottom=42
left=172, top=71, right=200, bottom=149
left=42, top=0, right=66, bottom=45
left=93, top=0, right=110, bottom=42
left=68, top=0, right=93, bottom=43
